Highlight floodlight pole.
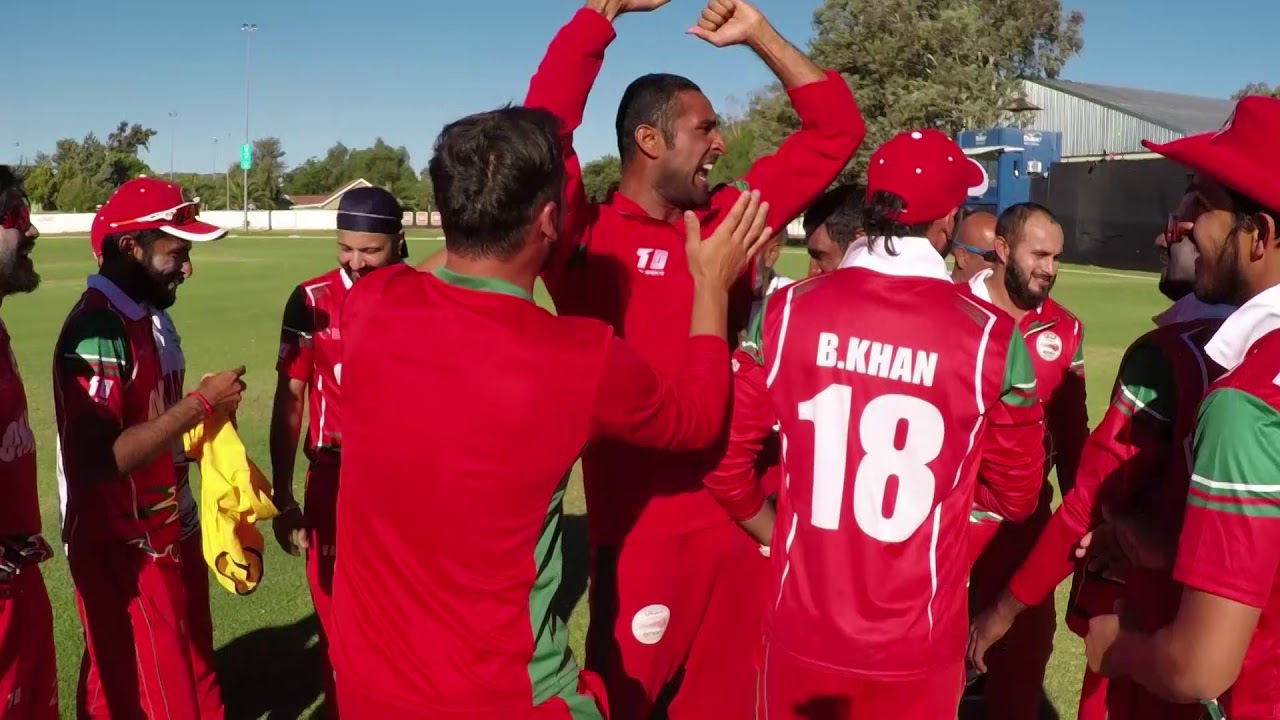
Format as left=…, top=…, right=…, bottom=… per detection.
left=241, top=23, right=257, bottom=229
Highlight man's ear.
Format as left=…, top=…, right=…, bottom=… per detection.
left=538, top=200, right=559, bottom=244
left=994, top=236, right=1011, bottom=264
left=1249, top=213, right=1275, bottom=261
left=117, top=233, right=141, bottom=259
left=635, top=125, right=665, bottom=161
left=397, top=231, right=408, bottom=260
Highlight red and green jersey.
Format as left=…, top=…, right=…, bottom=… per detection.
left=1174, top=316, right=1280, bottom=718
left=330, top=265, right=730, bottom=717
left=148, top=306, right=199, bottom=539
left=53, top=275, right=180, bottom=558
left=277, top=268, right=351, bottom=454
left=749, top=238, right=1045, bottom=679
left=1007, top=318, right=1224, bottom=640
left=0, top=317, right=50, bottom=570
left=526, top=8, right=864, bottom=546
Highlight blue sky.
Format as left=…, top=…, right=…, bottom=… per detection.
left=3, top=0, right=1272, bottom=174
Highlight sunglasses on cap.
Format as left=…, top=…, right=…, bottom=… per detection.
left=1, top=205, right=30, bottom=232
left=954, top=241, right=998, bottom=262
left=108, top=200, right=201, bottom=230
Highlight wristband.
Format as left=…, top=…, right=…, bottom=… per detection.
left=188, top=391, right=213, bottom=418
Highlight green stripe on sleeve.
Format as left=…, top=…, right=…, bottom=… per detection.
left=57, top=309, right=131, bottom=379
left=1188, top=388, right=1280, bottom=516
left=999, top=334, right=1038, bottom=408
left=1109, top=340, right=1174, bottom=422
left=740, top=293, right=768, bottom=366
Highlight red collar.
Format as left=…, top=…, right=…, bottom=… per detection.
left=603, top=191, right=724, bottom=229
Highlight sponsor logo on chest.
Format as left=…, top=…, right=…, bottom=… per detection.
left=635, top=248, right=669, bottom=277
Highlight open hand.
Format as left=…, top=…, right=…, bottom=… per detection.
left=968, top=605, right=1017, bottom=674
left=687, top=0, right=768, bottom=48
left=685, top=190, right=772, bottom=292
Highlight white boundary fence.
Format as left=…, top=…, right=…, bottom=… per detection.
left=33, top=209, right=805, bottom=238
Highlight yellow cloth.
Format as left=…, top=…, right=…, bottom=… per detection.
left=184, top=419, right=278, bottom=596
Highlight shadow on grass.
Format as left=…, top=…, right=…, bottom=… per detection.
left=215, top=613, right=329, bottom=720
left=552, top=513, right=590, bottom=625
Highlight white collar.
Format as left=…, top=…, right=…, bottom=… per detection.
left=1152, top=294, right=1236, bottom=328
left=87, top=274, right=146, bottom=321
left=339, top=267, right=353, bottom=290
left=838, top=236, right=950, bottom=281
left=968, top=268, right=995, bottom=303
left=1206, top=284, right=1280, bottom=371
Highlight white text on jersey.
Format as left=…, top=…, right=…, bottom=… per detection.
left=815, top=333, right=938, bottom=387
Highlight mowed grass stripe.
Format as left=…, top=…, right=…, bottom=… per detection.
left=5, top=236, right=1168, bottom=718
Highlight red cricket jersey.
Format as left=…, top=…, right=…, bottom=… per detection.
left=53, top=275, right=180, bottom=559
left=330, top=266, right=731, bottom=716
left=149, top=307, right=199, bottom=539
left=525, top=8, right=865, bottom=545
left=1175, top=313, right=1280, bottom=719
left=0, top=317, right=49, bottom=569
left=1008, top=319, right=1223, bottom=631
left=277, top=268, right=350, bottom=453
left=749, top=238, right=1045, bottom=679
left=965, top=270, right=1087, bottom=568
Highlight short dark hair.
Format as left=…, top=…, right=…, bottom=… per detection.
left=0, top=166, right=26, bottom=215
left=429, top=105, right=564, bottom=261
left=99, top=229, right=168, bottom=265
left=862, top=190, right=933, bottom=255
left=804, top=184, right=865, bottom=249
left=616, top=74, right=703, bottom=162
left=996, top=202, right=1059, bottom=245
left=1224, top=187, right=1280, bottom=244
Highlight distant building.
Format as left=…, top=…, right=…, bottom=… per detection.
left=285, top=178, right=373, bottom=210
left=1018, top=78, right=1235, bottom=160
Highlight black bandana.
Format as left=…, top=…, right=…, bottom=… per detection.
left=337, top=186, right=403, bottom=235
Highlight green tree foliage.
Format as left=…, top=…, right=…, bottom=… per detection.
left=1233, top=82, right=1280, bottom=100
left=18, top=122, right=157, bottom=211
left=738, top=0, right=1085, bottom=182
left=283, top=139, right=432, bottom=210
left=581, top=155, right=621, bottom=201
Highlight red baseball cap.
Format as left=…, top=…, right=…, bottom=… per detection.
left=1143, top=95, right=1280, bottom=215
left=866, top=129, right=989, bottom=225
left=90, top=177, right=226, bottom=257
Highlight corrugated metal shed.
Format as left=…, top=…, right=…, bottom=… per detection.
left=1019, top=78, right=1235, bottom=158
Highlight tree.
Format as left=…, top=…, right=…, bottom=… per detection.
left=740, top=0, right=1085, bottom=182
left=1233, top=82, right=1280, bottom=100
left=582, top=155, right=621, bottom=201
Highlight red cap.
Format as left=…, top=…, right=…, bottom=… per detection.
left=90, top=177, right=226, bottom=257
left=866, top=129, right=989, bottom=225
left=1143, top=95, right=1280, bottom=215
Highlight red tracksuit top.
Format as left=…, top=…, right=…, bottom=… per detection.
left=329, top=266, right=731, bottom=716
left=0, top=317, right=49, bottom=569
left=738, top=238, right=1046, bottom=679
left=963, top=270, right=1088, bottom=566
left=526, top=8, right=865, bottom=545
left=1008, top=317, right=1225, bottom=633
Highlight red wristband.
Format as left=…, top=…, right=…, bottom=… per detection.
left=188, top=391, right=213, bottom=418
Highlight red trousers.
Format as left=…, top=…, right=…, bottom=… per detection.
left=335, top=670, right=609, bottom=720
left=306, top=458, right=340, bottom=717
left=585, top=521, right=768, bottom=720
left=756, top=646, right=964, bottom=719
left=180, top=532, right=225, bottom=720
left=72, top=542, right=200, bottom=720
left=0, top=565, right=58, bottom=719
left=970, top=513, right=1055, bottom=720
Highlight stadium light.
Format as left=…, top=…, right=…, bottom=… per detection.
left=241, top=23, right=258, bottom=229
left=168, top=111, right=178, bottom=179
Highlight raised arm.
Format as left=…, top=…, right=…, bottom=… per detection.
left=974, top=334, right=1046, bottom=523
left=693, top=0, right=864, bottom=232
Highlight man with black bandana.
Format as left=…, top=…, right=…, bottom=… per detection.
left=269, top=186, right=407, bottom=715
left=963, top=201, right=1089, bottom=720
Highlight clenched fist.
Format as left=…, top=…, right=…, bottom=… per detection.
left=688, top=0, right=768, bottom=48
left=194, top=366, right=247, bottom=418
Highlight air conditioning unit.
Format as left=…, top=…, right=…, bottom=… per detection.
left=1027, top=159, right=1045, bottom=176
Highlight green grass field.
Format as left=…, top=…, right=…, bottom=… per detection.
left=6, top=234, right=1168, bottom=718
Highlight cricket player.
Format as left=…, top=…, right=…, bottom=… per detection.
left=723, top=129, right=1045, bottom=718
left=515, top=1, right=862, bottom=714
left=0, top=166, right=57, bottom=720
left=329, top=105, right=773, bottom=719
left=963, top=202, right=1089, bottom=720
left=270, top=186, right=407, bottom=712
left=968, top=192, right=1235, bottom=719
left=80, top=182, right=230, bottom=720
left=803, top=184, right=865, bottom=276
left=952, top=211, right=998, bottom=283
left=1087, top=94, right=1280, bottom=720
left=53, top=177, right=246, bottom=719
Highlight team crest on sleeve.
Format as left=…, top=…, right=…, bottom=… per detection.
left=1035, top=331, right=1063, bottom=361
